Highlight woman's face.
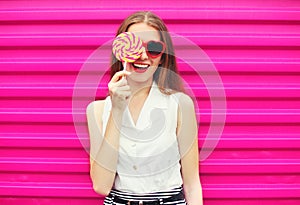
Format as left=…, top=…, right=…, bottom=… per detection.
left=126, top=23, right=162, bottom=83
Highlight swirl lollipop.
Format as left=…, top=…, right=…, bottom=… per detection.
left=112, top=32, right=143, bottom=72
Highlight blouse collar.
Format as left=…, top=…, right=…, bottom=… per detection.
left=122, top=82, right=168, bottom=129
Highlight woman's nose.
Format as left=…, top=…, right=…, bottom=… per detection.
left=139, top=47, right=148, bottom=60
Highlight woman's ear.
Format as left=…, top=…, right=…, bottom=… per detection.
left=159, top=53, right=166, bottom=65
left=159, top=57, right=163, bottom=65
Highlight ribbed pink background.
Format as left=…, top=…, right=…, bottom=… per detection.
left=0, top=0, right=300, bottom=204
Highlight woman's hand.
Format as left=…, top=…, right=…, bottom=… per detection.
left=108, top=71, right=131, bottom=112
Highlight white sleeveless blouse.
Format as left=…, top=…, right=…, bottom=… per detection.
left=102, top=83, right=183, bottom=193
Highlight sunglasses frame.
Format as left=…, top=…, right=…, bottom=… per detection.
left=142, top=40, right=166, bottom=58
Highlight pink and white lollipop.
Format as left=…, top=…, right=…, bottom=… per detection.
left=112, top=32, right=143, bottom=71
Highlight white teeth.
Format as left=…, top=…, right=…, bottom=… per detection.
left=133, top=63, right=149, bottom=68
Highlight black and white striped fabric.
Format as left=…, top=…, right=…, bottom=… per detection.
left=103, top=186, right=187, bottom=205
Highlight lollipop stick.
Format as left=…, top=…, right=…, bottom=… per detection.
left=122, top=61, right=127, bottom=79
left=123, top=61, right=127, bottom=72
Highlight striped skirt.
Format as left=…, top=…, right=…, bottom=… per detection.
left=103, top=186, right=187, bottom=205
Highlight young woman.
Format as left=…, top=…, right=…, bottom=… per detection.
left=86, top=11, right=203, bottom=205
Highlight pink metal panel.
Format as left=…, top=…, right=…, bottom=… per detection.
left=0, top=0, right=300, bottom=205
left=1, top=7, right=300, bottom=21
left=1, top=108, right=300, bottom=125
left=1, top=34, right=300, bottom=47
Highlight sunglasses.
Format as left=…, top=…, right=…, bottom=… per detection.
left=143, top=41, right=166, bottom=58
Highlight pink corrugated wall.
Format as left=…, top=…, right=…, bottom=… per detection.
left=1, top=0, right=300, bottom=204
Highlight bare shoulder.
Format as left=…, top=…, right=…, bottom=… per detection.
left=176, top=92, right=197, bottom=135
left=176, top=92, right=196, bottom=122
left=86, top=100, right=106, bottom=117
left=175, top=92, right=195, bottom=109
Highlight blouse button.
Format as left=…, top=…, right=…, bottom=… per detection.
left=133, top=165, right=137, bottom=170
left=131, top=143, right=136, bottom=147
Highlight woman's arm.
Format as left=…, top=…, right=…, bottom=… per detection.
left=86, top=71, right=131, bottom=196
left=176, top=94, right=203, bottom=205
left=87, top=102, right=123, bottom=196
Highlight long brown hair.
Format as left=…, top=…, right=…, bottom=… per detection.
left=110, top=11, right=185, bottom=94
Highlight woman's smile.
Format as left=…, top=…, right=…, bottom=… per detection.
left=131, top=62, right=150, bottom=73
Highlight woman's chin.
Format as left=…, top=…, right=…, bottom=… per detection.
left=127, top=73, right=153, bottom=84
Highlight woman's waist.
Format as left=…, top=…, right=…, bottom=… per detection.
left=109, top=185, right=184, bottom=200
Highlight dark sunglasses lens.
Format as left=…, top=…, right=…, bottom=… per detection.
left=147, top=41, right=164, bottom=56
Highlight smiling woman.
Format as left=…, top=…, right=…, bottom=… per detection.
left=86, top=11, right=203, bottom=205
